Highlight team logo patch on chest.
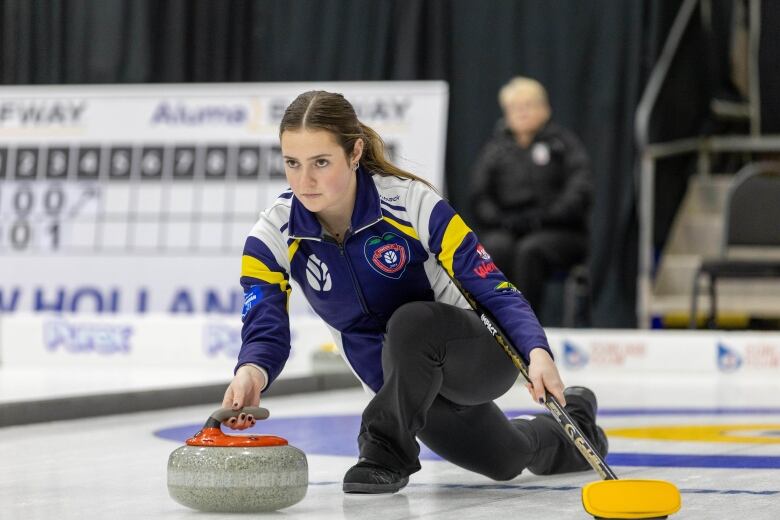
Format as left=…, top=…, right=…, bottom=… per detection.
left=364, top=232, right=410, bottom=279
left=306, top=254, right=332, bottom=292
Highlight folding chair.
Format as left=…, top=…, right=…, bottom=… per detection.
left=690, top=162, right=780, bottom=329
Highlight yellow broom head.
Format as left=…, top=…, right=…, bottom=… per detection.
left=582, top=479, right=682, bottom=519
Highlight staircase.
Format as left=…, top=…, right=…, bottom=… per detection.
left=635, top=0, right=780, bottom=327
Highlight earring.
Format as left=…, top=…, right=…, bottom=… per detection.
left=353, top=163, right=358, bottom=171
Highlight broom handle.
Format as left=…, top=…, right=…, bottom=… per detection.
left=448, top=274, right=618, bottom=481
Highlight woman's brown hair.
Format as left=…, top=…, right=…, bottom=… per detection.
left=279, top=90, right=435, bottom=189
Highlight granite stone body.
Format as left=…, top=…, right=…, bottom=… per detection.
left=167, top=444, right=308, bottom=512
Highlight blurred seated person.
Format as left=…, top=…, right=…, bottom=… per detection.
left=470, top=77, right=592, bottom=313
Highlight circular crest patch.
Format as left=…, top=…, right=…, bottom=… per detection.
left=364, top=232, right=409, bottom=279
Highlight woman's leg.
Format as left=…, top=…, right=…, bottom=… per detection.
left=356, top=301, right=519, bottom=475
left=512, top=229, right=588, bottom=310
left=355, top=301, right=605, bottom=482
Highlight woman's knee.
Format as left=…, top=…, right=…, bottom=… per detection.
left=515, top=235, right=546, bottom=259
left=480, top=231, right=513, bottom=262
left=384, top=302, right=437, bottom=358
left=483, top=466, right=523, bottom=482
left=387, top=302, right=435, bottom=334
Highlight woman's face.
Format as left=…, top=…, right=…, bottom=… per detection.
left=503, top=90, right=550, bottom=136
left=281, top=128, right=362, bottom=217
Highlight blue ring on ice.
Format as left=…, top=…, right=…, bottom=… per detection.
left=154, top=408, right=780, bottom=469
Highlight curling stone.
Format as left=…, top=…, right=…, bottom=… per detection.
left=167, top=406, right=308, bottom=513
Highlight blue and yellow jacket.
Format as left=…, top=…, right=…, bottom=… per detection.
left=238, top=168, right=550, bottom=392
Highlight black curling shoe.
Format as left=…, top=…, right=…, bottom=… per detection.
left=343, top=458, right=409, bottom=494
left=564, top=386, right=609, bottom=458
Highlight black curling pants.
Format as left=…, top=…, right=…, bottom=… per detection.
left=479, top=229, right=588, bottom=312
left=357, top=301, right=594, bottom=480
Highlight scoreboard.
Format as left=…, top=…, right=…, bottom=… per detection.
left=0, top=143, right=286, bottom=254
left=0, top=82, right=449, bottom=314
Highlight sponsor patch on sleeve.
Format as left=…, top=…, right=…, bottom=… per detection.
left=242, top=285, right=264, bottom=320
left=495, top=281, right=519, bottom=293
left=476, top=243, right=491, bottom=260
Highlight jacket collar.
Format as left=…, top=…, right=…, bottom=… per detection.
left=496, top=118, right=555, bottom=142
left=288, top=166, right=383, bottom=240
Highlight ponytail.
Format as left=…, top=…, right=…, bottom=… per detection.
left=358, top=122, right=437, bottom=191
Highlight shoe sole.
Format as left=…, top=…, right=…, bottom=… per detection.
left=564, top=386, right=598, bottom=416
left=343, top=477, right=409, bottom=494
left=564, top=387, right=608, bottom=457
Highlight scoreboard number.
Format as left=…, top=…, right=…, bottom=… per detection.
left=0, top=181, right=100, bottom=252
left=0, top=140, right=346, bottom=254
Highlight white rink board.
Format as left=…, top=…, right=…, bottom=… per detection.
left=548, top=329, right=780, bottom=376
left=2, top=316, right=780, bottom=379
left=0, top=312, right=333, bottom=379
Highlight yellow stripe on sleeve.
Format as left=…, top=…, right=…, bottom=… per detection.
left=438, top=215, right=472, bottom=276
left=241, top=255, right=289, bottom=293
left=382, top=216, right=420, bottom=241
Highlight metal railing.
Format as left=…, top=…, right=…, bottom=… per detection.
left=634, top=0, right=777, bottom=328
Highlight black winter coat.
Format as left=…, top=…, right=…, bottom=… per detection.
left=470, top=120, right=593, bottom=235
